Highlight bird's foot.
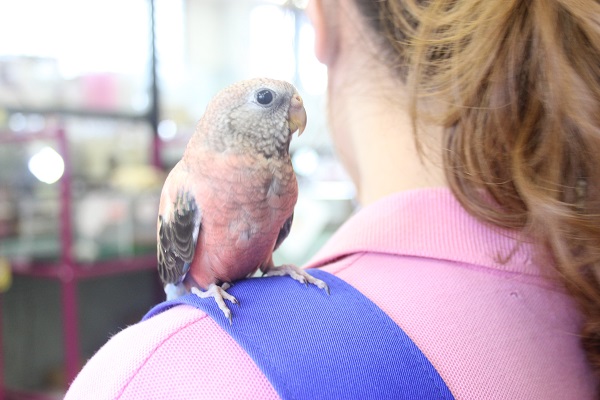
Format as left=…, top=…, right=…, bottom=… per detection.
left=191, top=283, right=239, bottom=324
left=264, top=265, right=330, bottom=295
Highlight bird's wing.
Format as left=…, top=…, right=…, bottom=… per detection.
left=157, top=189, right=202, bottom=285
left=273, top=213, right=293, bottom=251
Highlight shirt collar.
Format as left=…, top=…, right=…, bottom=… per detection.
left=306, top=187, right=546, bottom=277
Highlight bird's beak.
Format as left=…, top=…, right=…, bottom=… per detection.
left=288, top=94, right=307, bottom=136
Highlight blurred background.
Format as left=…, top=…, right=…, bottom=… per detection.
left=0, top=0, right=356, bottom=398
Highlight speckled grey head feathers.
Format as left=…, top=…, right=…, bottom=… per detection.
left=190, top=78, right=306, bottom=159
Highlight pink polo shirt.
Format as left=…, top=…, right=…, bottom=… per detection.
left=65, top=188, right=597, bottom=399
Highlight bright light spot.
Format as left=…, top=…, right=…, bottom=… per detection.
left=249, top=6, right=295, bottom=81
left=158, top=119, right=177, bottom=141
left=299, top=23, right=327, bottom=95
left=292, top=147, right=320, bottom=176
left=28, top=147, right=65, bottom=184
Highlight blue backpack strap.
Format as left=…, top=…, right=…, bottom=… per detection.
left=143, top=269, right=455, bottom=400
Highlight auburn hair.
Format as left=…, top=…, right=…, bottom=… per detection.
left=355, top=0, right=600, bottom=378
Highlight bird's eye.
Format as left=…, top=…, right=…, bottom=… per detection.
left=256, top=89, right=274, bottom=106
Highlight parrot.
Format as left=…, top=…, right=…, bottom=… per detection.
left=156, top=78, right=329, bottom=323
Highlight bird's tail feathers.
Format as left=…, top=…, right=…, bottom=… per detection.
left=164, top=282, right=187, bottom=300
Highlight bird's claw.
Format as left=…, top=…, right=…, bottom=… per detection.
left=320, top=280, right=331, bottom=295
left=191, top=283, right=239, bottom=324
left=264, top=265, right=330, bottom=294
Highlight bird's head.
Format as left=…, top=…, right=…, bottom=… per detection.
left=197, top=78, right=307, bottom=158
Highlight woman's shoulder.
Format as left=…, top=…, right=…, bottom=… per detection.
left=65, top=305, right=279, bottom=399
left=64, top=306, right=207, bottom=399
left=319, top=250, right=597, bottom=399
